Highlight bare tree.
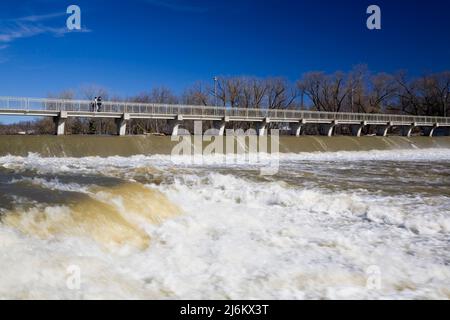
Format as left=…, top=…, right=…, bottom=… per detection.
left=298, top=72, right=327, bottom=111
left=265, top=78, right=298, bottom=110
left=182, top=82, right=211, bottom=106
left=238, top=78, right=268, bottom=109
left=430, top=72, right=450, bottom=117
left=365, top=73, right=398, bottom=113
left=298, top=72, right=350, bottom=112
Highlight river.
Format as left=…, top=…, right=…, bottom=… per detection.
left=0, top=136, right=449, bottom=299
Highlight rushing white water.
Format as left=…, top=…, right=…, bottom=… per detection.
left=0, top=149, right=449, bottom=299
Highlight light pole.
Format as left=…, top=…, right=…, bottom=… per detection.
left=213, top=76, right=218, bottom=107
left=445, top=92, right=448, bottom=118
left=300, top=89, right=304, bottom=110
left=351, top=88, right=355, bottom=113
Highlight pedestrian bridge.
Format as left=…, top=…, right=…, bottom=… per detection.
left=1, top=96, right=449, bottom=137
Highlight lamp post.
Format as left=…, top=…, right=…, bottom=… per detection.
left=300, top=89, right=304, bottom=110
left=445, top=92, right=448, bottom=118
left=351, top=88, right=355, bottom=113
left=213, top=76, right=218, bottom=107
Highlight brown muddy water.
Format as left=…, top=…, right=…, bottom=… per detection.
left=0, top=136, right=449, bottom=299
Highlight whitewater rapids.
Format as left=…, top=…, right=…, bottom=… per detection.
left=0, top=149, right=449, bottom=299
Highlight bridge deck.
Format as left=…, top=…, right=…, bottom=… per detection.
left=1, top=96, right=449, bottom=127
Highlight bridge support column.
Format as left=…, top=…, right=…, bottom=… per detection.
left=351, top=121, right=367, bottom=137
left=403, top=122, right=418, bottom=137
left=377, top=122, right=393, bottom=137
left=116, top=113, right=130, bottom=136
left=257, top=118, right=270, bottom=136
left=428, top=123, right=439, bottom=137
left=168, top=115, right=184, bottom=137
left=211, top=117, right=230, bottom=136
left=291, top=119, right=306, bottom=137
left=54, top=111, right=68, bottom=136
left=321, top=121, right=338, bottom=137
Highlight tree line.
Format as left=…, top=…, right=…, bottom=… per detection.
left=1, top=66, right=449, bottom=135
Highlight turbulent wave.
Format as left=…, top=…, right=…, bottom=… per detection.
left=1, top=148, right=450, bottom=174
left=1, top=178, right=180, bottom=251
left=0, top=149, right=449, bottom=299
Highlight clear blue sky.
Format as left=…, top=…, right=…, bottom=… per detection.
left=1, top=0, right=450, bottom=123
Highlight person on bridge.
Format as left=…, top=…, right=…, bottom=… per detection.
left=96, top=96, right=103, bottom=112
left=92, top=97, right=98, bottom=112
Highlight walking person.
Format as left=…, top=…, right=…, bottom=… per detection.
left=97, top=96, right=103, bottom=112
left=92, top=97, right=98, bottom=112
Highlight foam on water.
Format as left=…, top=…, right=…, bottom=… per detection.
left=0, top=149, right=449, bottom=299
left=1, top=148, right=450, bottom=174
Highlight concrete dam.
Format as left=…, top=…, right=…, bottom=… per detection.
left=1, top=135, right=449, bottom=157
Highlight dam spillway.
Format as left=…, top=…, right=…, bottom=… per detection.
left=0, top=135, right=450, bottom=157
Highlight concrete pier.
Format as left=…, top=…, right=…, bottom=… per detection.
left=351, top=121, right=367, bottom=137
left=403, top=122, right=418, bottom=137
left=116, top=113, right=130, bottom=136
left=168, top=115, right=184, bottom=137
left=211, top=117, right=230, bottom=136
left=257, top=118, right=270, bottom=136
left=321, top=121, right=338, bottom=137
left=54, top=111, right=68, bottom=136
left=291, top=119, right=306, bottom=136
left=377, top=122, right=393, bottom=137
left=428, top=123, right=439, bottom=137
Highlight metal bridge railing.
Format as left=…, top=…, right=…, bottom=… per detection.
left=0, top=96, right=449, bottom=125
